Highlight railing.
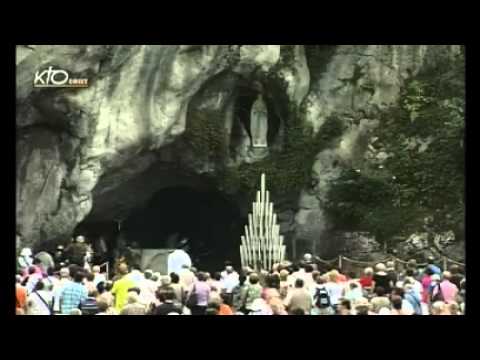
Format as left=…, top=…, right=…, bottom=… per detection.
left=314, top=254, right=465, bottom=272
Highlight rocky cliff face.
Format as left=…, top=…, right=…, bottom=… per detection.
left=16, top=45, right=464, bottom=261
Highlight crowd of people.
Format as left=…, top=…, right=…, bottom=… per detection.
left=15, top=237, right=466, bottom=315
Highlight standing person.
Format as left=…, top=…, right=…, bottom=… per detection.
left=64, top=235, right=88, bottom=267
left=373, top=263, right=391, bottom=294
left=187, top=272, right=210, bottom=315
left=27, top=281, right=53, bottom=315
left=404, top=283, right=423, bottom=315
left=127, top=264, right=144, bottom=287
left=386, top=261, right=398, bottom=288
left=60, top=271, right=88, bottom=315
left=232, top=275, right=248, bottom=312
left=111, top=263, right=135, bottom=313
left=138, top=270, right=157, bottom=308
left=431, top=271, right=459, bottom=304
left=179, top=264, right=196, bottom=289
left=16, top=275, right=27, bottom=315
left=168, top=248, right=192, bottom=275
left=324, top=271, right=344, bottom=309
left=284, top=279, right=313, bottom=315
left=421, top=267, right=435, bottom=304
left=96, top=281, right=116, bottom=313
left=242, top=272, right=263, bottom=315
left=343, top=281, right=363, bottom=304
left=92, top=265, right=106, bottom=287
left=221, top=264, right=239, bottom=306
left=303, top=264, right=316, bottom=293
left=84, top=272, right=97, bottom=295
left=279, top=269, right=291, bottom=300
left=24, top=266, right=42, bottom=295
left=359, top=267, right=375, bottom=296
left=169, top=272, right=186, bottom=305
left=152, top=288, right=183, bottom=315
left=311, top=275, right=334, bottom=315
left=52, top=267, right=71, bottom=314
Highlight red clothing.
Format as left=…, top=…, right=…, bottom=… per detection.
left=359, top=276, right=373, bottom=288
left=218, top=304, right=233, bottom=315
left=16, top=284, right=27, bottom=312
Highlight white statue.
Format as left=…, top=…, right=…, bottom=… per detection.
left=250, top=91, right=268, bottom=148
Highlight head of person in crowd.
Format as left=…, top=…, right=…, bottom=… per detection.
left=118, top=263, right=129, bottom=276
left=105, top=281, right=113, bottom=292
left=449, top=264, right=460, bottom=275
left=60, top=267, right=70, bottom=279
left=347, top=271, right=356, bottom=280
left=424, top=266, right=434, bottom=277
left=386, top=261, right=395, bottom=271
left=97, top=299, right=109, bottom=313
left=316, top=275, right=328, bottom=285
left=391, top=295, right=403, bottom=311
left=375, top=263, right=387, bottom=274
left=338, top=299, right=351, bottom=315
left=442, top=271, right=452, bottom=282
left=364, top=267, right=374, bottom=277
left=197, top=272, right=207, bottom=282
left=144, top=270, right=153, bottom=280
left=304, top=264, right=314, bottom=274
left=266, top=274, right=280, bottom=289
left=279, top=269, right=289, bottom=282
left=405, top=269, right=415, bottom=278
left=170, top=272, right=180, bottom=284
left=86, top=272, right=95, bottom=283
left=239, top=274, right=247, bottom=286
left=249, top=272, right=260, bottom=285
left=295, top=278, right=304, bottom=289
left=126, top=291, right=140, bottom=305
left=151, top=273, right=159, bottom=282
left=303, top=253, right=313, bottom=263
left=204, top=272, right=211, bottom=281
left=448, top=301, right=460, bottom=315
left=431, top=301, right=448, bottom=315
left=97, top=281, right=106, bottom=294
left=213, top=272, right=222, bottom=282
left=92, top=265, right=101, bottom=274
left=328, top=270, right=339, bottom=283
left=70, top=309, right=82, bottom=315
left=74, top=270, right=85, bottom=283
left=290, top=308, right=306, bottom=315
left=375, top=286, right=386, bottom=297
left=427, top=256, right=436, bottom=265
left=354, top=297, right=370, bottom=315
left=160, top=275, right=171, bottom=287
left=391, top=287, right=405, bottom=298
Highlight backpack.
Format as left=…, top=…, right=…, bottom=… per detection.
left=79, top=297, right=99, bottom=315
left=431, top=283, right=444, bottom=303
left=314, top=286, right=331, bottom=309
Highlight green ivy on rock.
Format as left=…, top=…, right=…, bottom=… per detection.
left=324, top=53, right=465, bottom=243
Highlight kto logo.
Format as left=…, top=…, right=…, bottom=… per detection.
left=33, top=66, right=88, bottom=88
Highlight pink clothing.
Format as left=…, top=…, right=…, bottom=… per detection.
left=421, top=275, right=432, bottom=303
left=433, top=280, right=458, bottom=304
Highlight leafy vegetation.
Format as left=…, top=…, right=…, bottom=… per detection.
left=324, top=52, right=465, bottom=243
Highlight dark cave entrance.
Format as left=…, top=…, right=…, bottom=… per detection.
left=76, top=186, right=244, bottom=273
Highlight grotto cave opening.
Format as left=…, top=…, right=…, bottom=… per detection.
left=76, top=186, right=244, bottom=273
left=233, top=85, right=282, bottom=147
